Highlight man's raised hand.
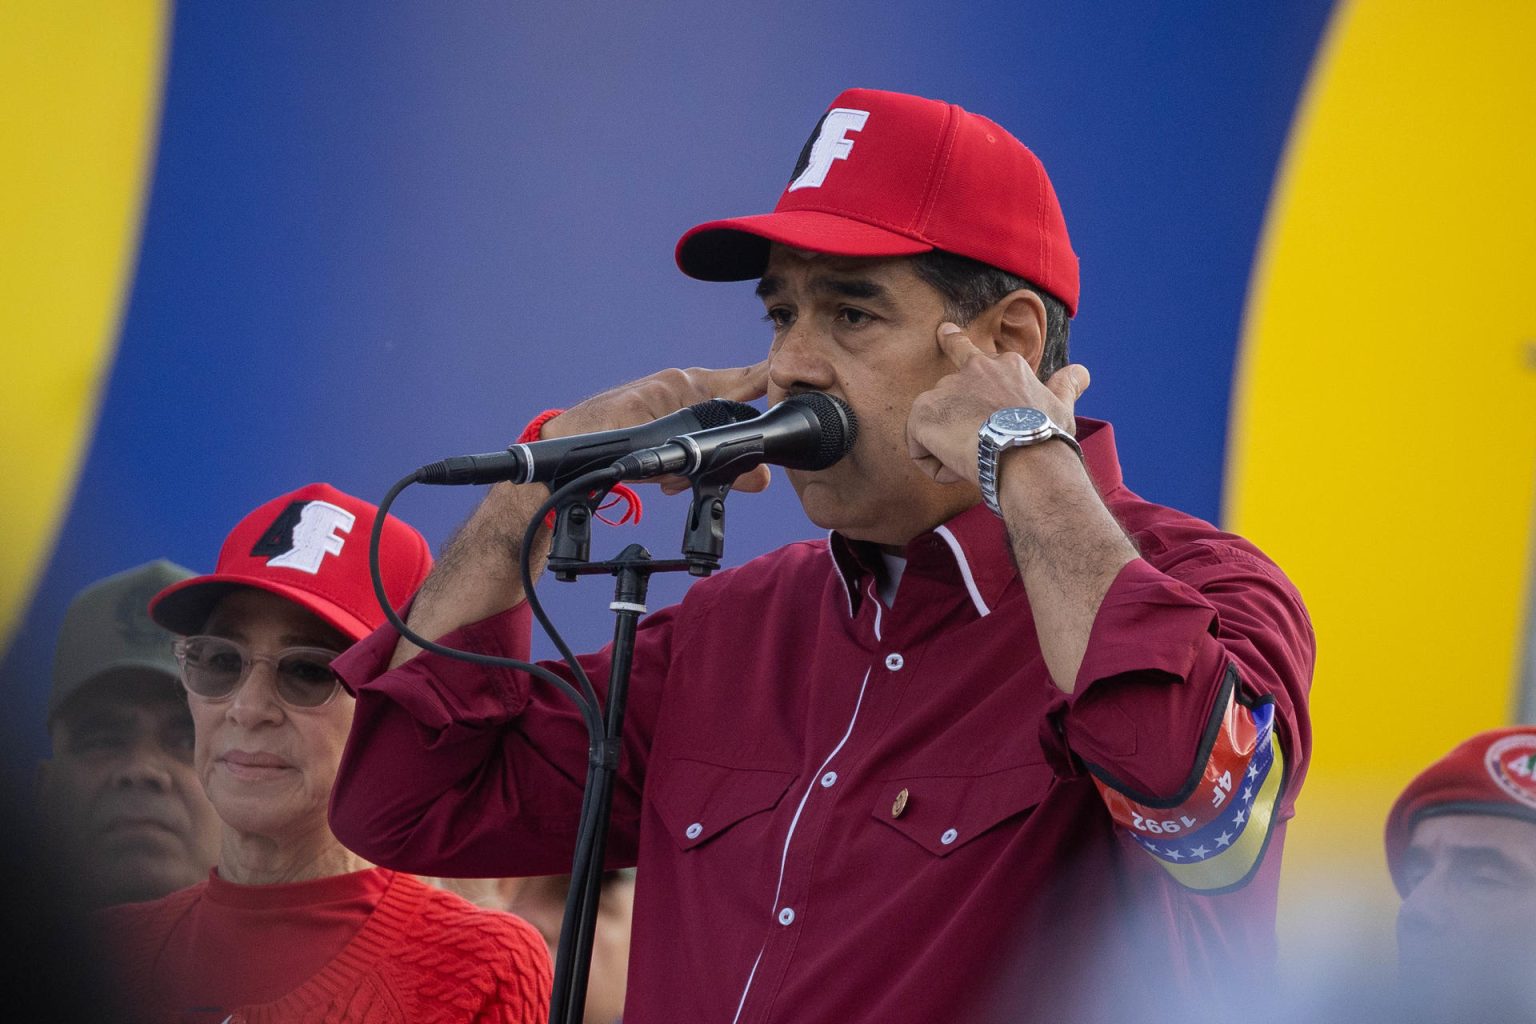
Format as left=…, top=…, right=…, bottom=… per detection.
left=906, top=322, right=1089, bottom=487
left=542, top=360, right=774, bottom=493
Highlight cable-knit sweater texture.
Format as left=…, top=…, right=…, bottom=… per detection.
left=101, top=868, right=551, bottom=1023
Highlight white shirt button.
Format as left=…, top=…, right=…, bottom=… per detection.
left=885, top=653, right=904, bottom=671
left=940, top=828, right=958, bottom=845
left=820, top=771, right=838, bottom=788
left=685, top=822, right=703, bottom=839
left=778, top=907, right=796, bottom=926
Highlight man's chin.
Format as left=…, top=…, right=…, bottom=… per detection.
left=788, top=473, right=864, bottom=535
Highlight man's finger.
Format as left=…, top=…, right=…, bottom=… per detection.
left=1045, top=364, right=1090, bottom=407
left=657, top=465, right=772, bottom=495
left=936, top=322, right=987, bottom=369
left=733, top=464, right=773, bottom=494
left=700, top=359, right=771, bottom=402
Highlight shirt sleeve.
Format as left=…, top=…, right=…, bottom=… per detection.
left=1042, top=545, right=1314, bottom=892
left=327, top=599, right=679, bottom=878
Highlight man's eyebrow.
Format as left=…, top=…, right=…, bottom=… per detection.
left=753, top=274, right=891, bottom=302
left=813, top=276, right=889, bottom=301
left=67, top=708, right=134, bottom=733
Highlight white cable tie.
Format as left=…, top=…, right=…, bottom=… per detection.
left=609, top=601, right=648, bottom=614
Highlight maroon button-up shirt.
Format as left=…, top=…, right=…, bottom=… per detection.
left=330, top=419, right=1313, bottom=1023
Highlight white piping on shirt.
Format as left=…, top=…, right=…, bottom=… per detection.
left=826, top=531, right=856, bottom=618
left=730, top=666, right=875, bottom=1023
left=731, top=950, right=764, bottom=1024
left=933, top=524, right=992, bottom=618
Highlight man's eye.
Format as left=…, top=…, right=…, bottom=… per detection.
left=1466, top=871, right=1519, bottom=890
left=761, top=307, right=793, bottom=329
left=70, top=730, right=127, bottom=755
left=164, top=724, right=196, bottom=757
left=836, top=307, right=874, bottom=326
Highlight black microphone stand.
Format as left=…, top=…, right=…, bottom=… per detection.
left=544, top=476, right=730, bottom=1024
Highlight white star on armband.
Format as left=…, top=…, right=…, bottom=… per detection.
left=1247, top=763, right=1260, bottom=780
left=1233, top=809, right=1247, bottom=827
left=1165, top=848, right=1184, bottom=861
left=1190, top=845, right=1210, bottom=860
left=1242, top=786, right=1254, bottom=803
left=1215, top=831, right=1233, bottom=848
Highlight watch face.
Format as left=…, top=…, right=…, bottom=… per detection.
left=990, top=407, right=1050, bottom=435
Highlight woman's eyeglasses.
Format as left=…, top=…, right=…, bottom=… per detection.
left=173, top=635, right=344, bottom=709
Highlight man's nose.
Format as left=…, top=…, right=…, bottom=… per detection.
left=1397, top=871, right=1456, bottom=945
left=110, top=742, right=176, bottom=792
left=767, top=323, right=835, bottom=396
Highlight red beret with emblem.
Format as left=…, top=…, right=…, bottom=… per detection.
left=1384, top=726, right=1536, bottom=894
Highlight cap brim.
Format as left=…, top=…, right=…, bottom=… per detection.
left=149, top=574, right=373, bottom=642
left=676, top=210, right=933, bottom=282
left=48, top=662, right=183, bottom=723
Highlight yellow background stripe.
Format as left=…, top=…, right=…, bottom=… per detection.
left=0, top=1, right=171, bottom=653
left=1226, top=0, right=1536, bottom=968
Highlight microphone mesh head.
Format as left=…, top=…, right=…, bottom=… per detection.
left=785, top=393, right=858, bottom=470
left=690, top=398, right=761, bottom=429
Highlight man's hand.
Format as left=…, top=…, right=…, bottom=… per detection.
left=543, top=360, right=773, bottom=494
left=390, top=359, right=773, bottom=668
left=906, top=322, right=1134, bottom=694
left=906, top=322, right=1089, bottom=486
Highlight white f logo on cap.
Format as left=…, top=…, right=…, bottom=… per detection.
left=266, top=500, right=356, bottom=575
left=788, top=107, right=870, bottom=191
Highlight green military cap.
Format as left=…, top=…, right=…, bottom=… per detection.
left=48, top=560, right=196, bottom=723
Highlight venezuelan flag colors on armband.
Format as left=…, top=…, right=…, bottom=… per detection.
left=1093, top=675, right=1285, bottom=892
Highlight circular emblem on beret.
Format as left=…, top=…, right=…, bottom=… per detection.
left=1484, top=734, right=1536, bottom=810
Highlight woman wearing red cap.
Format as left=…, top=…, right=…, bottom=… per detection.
left=100, top=484, right=551, bottom=1024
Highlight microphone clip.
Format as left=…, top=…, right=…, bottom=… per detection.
left=681, top=471, right=738, bottom=577
left=548, top=489, right=608, bottom=582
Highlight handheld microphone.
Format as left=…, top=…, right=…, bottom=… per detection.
left=417, top=399, right=760, bottom=486
left=610, top=392, right=857, bottom=481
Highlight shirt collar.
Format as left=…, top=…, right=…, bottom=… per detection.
left=827, top=417, right=1122, bottom=619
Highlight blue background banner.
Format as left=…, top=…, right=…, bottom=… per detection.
left=4, top=3, right=1333, bottom=754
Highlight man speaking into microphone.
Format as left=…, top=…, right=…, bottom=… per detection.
left=329, top=88, right=1313, bottom=1023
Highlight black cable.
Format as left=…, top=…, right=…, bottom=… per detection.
left=368, top=472, right=604, bottom=742
left=370, top=467, right=642, bottom=1024
left=518, top=468, right=629, bottom=713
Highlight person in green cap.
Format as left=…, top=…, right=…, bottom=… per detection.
left=36, top=560, right=222, bottom=909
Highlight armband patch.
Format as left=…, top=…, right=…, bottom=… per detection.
left=1093, top=686, right=1284, bottom=892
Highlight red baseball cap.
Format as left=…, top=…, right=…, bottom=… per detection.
left=1384, top=727, right=1536, bottom=894
left=676, top=87, right=1080, bottom=315
left=149, top=482, right=433, bottom=643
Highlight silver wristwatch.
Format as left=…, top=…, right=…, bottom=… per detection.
left=977, top=407, right=1083, bottom=517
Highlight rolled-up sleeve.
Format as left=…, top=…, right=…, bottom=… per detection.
left=1043, top=545, right=1314, bottom=891
left=328, top=600, right=678, bottom=878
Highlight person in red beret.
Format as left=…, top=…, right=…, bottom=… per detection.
left=1385, top=726, right=1536, bottom=1019
left=100, top=484, right=551, bottom=1024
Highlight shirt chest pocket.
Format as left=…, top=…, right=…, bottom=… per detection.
left=651, top=757, right=798, bottom=851
left=871, top=761, right=1055, bottom=856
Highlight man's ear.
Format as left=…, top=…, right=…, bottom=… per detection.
left=991, top=289, right=1047, bottom=372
